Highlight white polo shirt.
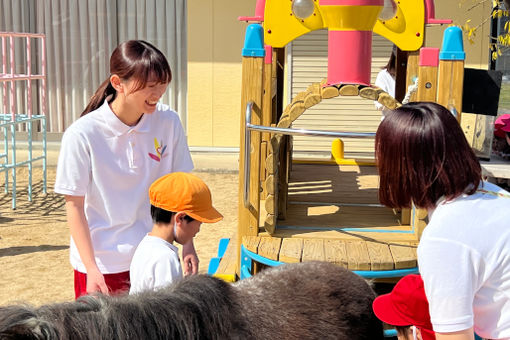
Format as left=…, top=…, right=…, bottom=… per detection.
left=129, top=234, right=183, bottom=294
left=55, top=100, right=193, bottom=274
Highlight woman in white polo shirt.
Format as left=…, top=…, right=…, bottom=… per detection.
left=375, top=102, right=510, bottom=340
left=55, top=40, right=195, bottom=298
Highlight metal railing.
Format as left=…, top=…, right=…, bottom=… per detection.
left=243, top=101, right=376, bottom=208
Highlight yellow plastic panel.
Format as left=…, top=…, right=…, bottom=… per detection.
left=321, top=6, right=382, bottom=31
left=373, top=0, right=425, bottom=51
left=264, top=0, right=325, bottom=47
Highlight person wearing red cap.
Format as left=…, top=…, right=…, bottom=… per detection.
left=376, top=102, right=510, bottom=340
left=493, top=114, right=510, bottom=159
left=129, top=172, right=223, bottom=294
left=373, top=275, right=435, bottom=340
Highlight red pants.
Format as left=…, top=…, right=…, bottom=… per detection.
left=74, top=270, right=130, bottom=299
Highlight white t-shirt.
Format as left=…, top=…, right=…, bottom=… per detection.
left=418, top=182, right=510, bottom=339
left=374, top=68, right=395, bottom=111
left=129, top=234, right=182, bottom=294
left=54, top=100, right=193, bottom=273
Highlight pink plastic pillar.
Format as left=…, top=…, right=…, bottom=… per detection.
left=10, top=35, right=15, bottom=122
left=41, top=35, right=46, bottom=117
left=328, top=30, right=373, bottom=85
left=27, top=36, right=32, bottom=118
left=2, top=37, right=6, bottom=116
left=321, top=0, right=383, bottom=86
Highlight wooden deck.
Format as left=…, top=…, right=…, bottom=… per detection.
left=253, top=163, right=420, bottom=270
left=243, top=236, right=417, bottom=271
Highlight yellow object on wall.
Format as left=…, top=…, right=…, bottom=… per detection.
left=263, top=0, right=425, bottom=51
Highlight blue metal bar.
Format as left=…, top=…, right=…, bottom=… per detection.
left=384, top=329, right=397, bottom=337
left=10, top=123, right=15, bottom=209
left=241, top=265, right=252, bottom=280
left=351, top=267, right=419, bottom=279
left=277, top=225, right=415, bottom=234
left=28, top=119, right=32, bottom=201
left=240, top=244, right=419, bottom=280
left=0, top=156, right=46, bottom=168
left=2, top=124, right=7, bottom=194
left=42, top=116, right=47, bottom=194
left=0, top=114, right=46, bottom=208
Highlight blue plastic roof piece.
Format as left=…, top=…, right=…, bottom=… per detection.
left=242, top=24, right=265, bottom=57
left=439, top=26, right=465, bottom=61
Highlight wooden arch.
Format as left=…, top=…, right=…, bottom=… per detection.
left=263, top=81, right=401, bottom=234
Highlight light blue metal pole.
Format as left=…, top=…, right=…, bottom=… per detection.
left=42, top=116, right=47, bottom=194
left=10, top=120, right=16, bottom=209
left=28, top=118, right=33, bottom=201
left=3, top=122, right=7, bottom=193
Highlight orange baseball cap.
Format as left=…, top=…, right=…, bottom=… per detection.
left=149, top=172, right=223, bottom=223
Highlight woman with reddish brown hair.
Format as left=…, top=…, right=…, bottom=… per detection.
left=376, top=102, right=510, bottom=340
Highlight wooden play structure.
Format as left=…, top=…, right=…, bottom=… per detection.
left=208, top=0, right=465, bottom=282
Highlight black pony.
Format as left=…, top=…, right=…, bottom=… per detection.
left=0, top=261, right=384, bottom=339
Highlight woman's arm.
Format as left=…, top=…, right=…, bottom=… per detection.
left=435, top=328, right=474, bottom=340
left=65, top=195, right=108, bottom=295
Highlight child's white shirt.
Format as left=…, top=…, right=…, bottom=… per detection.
left=129, top=234, right=183, bottom=294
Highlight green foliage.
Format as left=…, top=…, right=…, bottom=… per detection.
left=460, top=0, right=509, bottom=60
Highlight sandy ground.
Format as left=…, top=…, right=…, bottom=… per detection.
left=0, top=167, right=238, bottom=306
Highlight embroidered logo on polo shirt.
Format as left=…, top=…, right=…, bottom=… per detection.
left=148, top=138, right=167, bottom=162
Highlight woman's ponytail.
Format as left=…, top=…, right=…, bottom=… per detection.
left=81, top=78, right=116, bottom=117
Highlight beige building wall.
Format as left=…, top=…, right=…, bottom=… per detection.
left=428, top=1, right=491, bottom=69
left=187, top=1, right=491, bottom=148
left=187, top=0, right=256, bottom=148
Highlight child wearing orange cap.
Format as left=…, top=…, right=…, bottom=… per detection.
left=373, top=274, right=436, bottom=340
left=129, top=172, right=223, bottom=294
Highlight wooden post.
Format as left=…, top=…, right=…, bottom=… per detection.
left=437, top=27, right=466, bottom=123
left=237, top=24, right=265, bottom=275
left=412, top=47, right=440, bottom=239
left=398, top=49, right=421, bottom=225
left=260, top=46, right=274, bottom=199
left=437, top=60, right=464, bottom=122
left=405, top=50, right=420, bottom=103
left=416, top=48, right=439, bottom=102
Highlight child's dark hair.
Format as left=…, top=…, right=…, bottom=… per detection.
left=151, top=205, right=194, bottom=224
left=81, top=40, right=172, bottom=116
left=395, top=326, right=412, bottom=339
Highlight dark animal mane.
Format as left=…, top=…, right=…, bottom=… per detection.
left=0, top=262, right=384, bottom=340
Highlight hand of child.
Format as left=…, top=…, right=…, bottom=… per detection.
left=86, top=267, right=109, bottom=295
left=182, top=241, right=199, bottom=276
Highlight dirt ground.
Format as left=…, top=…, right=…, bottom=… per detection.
left=0, top=167, right=238, bottom=306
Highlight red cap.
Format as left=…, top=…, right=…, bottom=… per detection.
left=372, top=275, right=435, bottom=340
left=495, top=114, right=510, bottom=138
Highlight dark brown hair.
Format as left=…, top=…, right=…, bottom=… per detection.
left=375, top=102, right=481, bottom=210
left=150, top=205, right=194, bottom=224
left=81, top=40, right=172, bottom=116
left=382, top=45, right=397, bottom=78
